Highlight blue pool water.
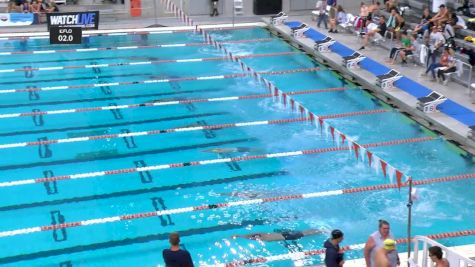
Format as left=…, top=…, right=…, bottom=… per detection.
left=0, top=26, right=474, bottom=266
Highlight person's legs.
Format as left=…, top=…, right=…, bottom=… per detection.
left=323, top=14, right=328, bottom=29
left=317, top=14, right=323, bottom=27
left=389, top=48, right=400, bottom=59
left=399, top=50, right=407, bottom=63
left=428, top=63, right=443, bottom=79
left=437, top=69, right=444, bottom=81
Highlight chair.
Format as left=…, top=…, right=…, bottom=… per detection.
left=442, top=59, right=464, bottom=85
left=416, top=91, right=447, bottom=113
left=337, top=13, right=356, bottom=33
left=384, top=31, right=394, bottom=47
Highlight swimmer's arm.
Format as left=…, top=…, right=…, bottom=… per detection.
left=302, top=229, right=326, bottom=236
left=364, top=236, right=375, bottom=267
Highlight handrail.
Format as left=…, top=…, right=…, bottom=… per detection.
left=409, top=235, right=475, bottom=267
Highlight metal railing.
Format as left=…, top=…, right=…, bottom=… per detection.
left=409, top=235, right=475, bottom=267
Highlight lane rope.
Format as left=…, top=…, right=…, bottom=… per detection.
left=0, top=38, right=272, bottom=56
left=0, top=25, right=259, bottom=41
left=0, top=85, right=355, bottom=119
left=0, top=67, right=321, bottom=95
left=158, top=0, right=418, bottom=191
left=0, top=108, right=388, bottom=149
left=0, top=51, right=299, bottom=73
left=5, top=164, right=475, bottom=240
left=0, top=136, right=434, bottom=189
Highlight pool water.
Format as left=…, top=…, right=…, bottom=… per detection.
left=0, top=26, right=474, bottom=267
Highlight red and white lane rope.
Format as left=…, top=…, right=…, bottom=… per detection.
left=3, top=167, right=475, bottom=240
left=0, top=25, right=259, bottom=41
left=0, top=136, right=434, bottom=189
left=0, top=109, right=388, bottom=150
left=0, top=38, right=272, bottom=56
left=0, top=51, right=297, bottom=74
left=0, top=85, right=355, bottom=120
left=0, top=67, right=321, bottom=95
left=216, top=229, right=475, bottom=267
left=158, top=0, right=415, bottom=190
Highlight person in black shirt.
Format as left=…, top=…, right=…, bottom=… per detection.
left=162, top=232, right=194, bottom=267
left=324, top=229, right=345, bottom=267
left=359, top=15, right=387, bottom=50
left=210, top=0, right=219, bottom=16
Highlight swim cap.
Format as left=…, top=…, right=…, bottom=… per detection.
left=384, top=239, right=396, bottom=250
left=331, top=229, right=344, bottom=239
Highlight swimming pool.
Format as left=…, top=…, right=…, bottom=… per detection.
left=0, top=25, right=474, bottom=266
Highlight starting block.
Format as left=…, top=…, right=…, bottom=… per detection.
left=469, top=125, right=475, bottom=140
left=416, top=91, right=447, bottom=113
left=342, top=51, right=365, bottom=69
left=376, top=70, right=402, bottom=89
left=271, top=12, right=288, bottom=25
left=290, top=23, right=310, bottom=39
left=314, top=36, right=335, bottom=53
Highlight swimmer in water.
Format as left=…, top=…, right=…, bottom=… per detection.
left=232, top=229, right=325, bottom=242
left=202, top=147, right=259, bottom=154
left=217, top=191, right=261, bottom=199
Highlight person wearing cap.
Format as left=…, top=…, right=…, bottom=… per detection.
left=324, top=229, right=345, bottom=267
left=163, top=232, right=194, bottom=267
left=374, top=239, right=399, bottom=267
left=428, top=246, right=449, bottom=267
left=364, top=220, right=399, bottom=267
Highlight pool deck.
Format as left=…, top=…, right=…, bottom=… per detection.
left=265, top=16, right=475, bottom=155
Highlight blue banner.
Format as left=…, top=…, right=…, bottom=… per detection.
left=0, top=13, right=34, bottom=27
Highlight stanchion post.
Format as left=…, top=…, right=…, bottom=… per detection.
left=153, top=0, right=158, bottom=26
left=407, top=178, right=413, bottom=266
left=232, top=0, right=235, bottom=27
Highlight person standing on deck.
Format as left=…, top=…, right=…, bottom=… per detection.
left=163, top=232, right=194, bottom=267
left=364, top=220, right=399, bottom=267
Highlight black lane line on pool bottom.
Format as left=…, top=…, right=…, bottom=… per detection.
left=0, top=219, right=270, bottom=264
left=0, top=88, right=221, bottom=109
left=0, top=112, right=228, bottom=137
left=134, top=160, right=153, bottom=183
left=0, top=72, right=153, bottom=86
left=151, top=197, right=175, bottom=227
left=109, top=103, right=124, bottom=120
left=51, top=210, right=68, bottom=242
left=0, top=171, right=287, bottom=212
left=0, top=55, right=162, bottom=66
left=0, top=137, right=257, bottom=171
left=121, top=129, right=138, bottom=149
left=28, top=89, right=41, bottom=101
left=59, top=261, right=72, bottom=267
left=38, top=137, right=53, bottom=158
left=32, top=108, right=44, bottom=127
left=43, top=170, right=58, bottom=195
